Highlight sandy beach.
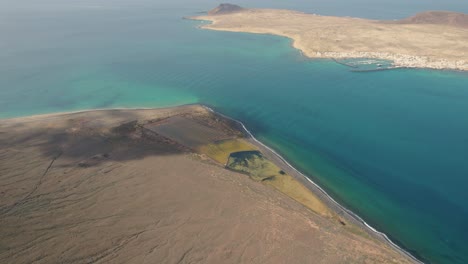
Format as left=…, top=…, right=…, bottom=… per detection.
left=0, top=105, right=416, bottom=263
left=191, top=5, right=468, bottom=71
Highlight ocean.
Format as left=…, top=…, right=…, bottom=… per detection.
left=1, top=0, right=468, bottom=263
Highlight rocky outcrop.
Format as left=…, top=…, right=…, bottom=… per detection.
left=208, top=3, right=245, bottom=15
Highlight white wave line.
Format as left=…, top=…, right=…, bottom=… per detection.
left=203, top=105, right=423, bottom=264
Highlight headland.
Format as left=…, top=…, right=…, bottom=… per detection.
left=0, top=105, right=416, bottom=263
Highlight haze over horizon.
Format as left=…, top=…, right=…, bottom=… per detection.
left=1, top=0, right=468, bottom=19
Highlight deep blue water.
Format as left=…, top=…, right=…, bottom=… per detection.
left=1, top=1, right=468, bottom=263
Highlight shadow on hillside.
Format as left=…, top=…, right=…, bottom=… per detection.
left=0, top=110, right=189, bottom=169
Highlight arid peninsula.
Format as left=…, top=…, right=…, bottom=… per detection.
left=192, top=4, right=468, bottom=71
left=0, top=105, right=416, bottom=263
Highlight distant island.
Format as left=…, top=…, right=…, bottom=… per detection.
left=192, top=4, right=468, bottom=71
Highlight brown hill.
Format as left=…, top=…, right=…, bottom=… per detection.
left=208, top=3, right=245, bottom=15
left=397, top=11, right=468, bottom=28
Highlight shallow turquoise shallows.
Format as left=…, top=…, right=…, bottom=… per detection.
left=2, top=1, right=468, bottom=263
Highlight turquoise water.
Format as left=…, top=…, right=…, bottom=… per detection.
left=2, top=1, right=468, bottom=263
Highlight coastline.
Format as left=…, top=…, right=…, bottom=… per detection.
left=203, top=105, right=423, bottom=263
left=1, top=104, right=421, bottom=263
left=190, top=9, right=468, bottom=72
left=0, top=104, right=204, bottom=122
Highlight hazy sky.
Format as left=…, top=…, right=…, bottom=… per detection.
left=0, top=0, right=467, bottom=19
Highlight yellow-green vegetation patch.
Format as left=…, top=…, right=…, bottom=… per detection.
left=227, top=150, right=280, bottom=181
left=226, top=150, right=331, bottom=217
left=265, top=173, right=331, bottom=217
left=197, top=138, right=257, bottom=164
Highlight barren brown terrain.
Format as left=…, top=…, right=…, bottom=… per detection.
left=395, top=11, right=468, bottom=28
left=0, top=105, right=414, bottom=263
left=192, top=4, right=468, bottom=71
